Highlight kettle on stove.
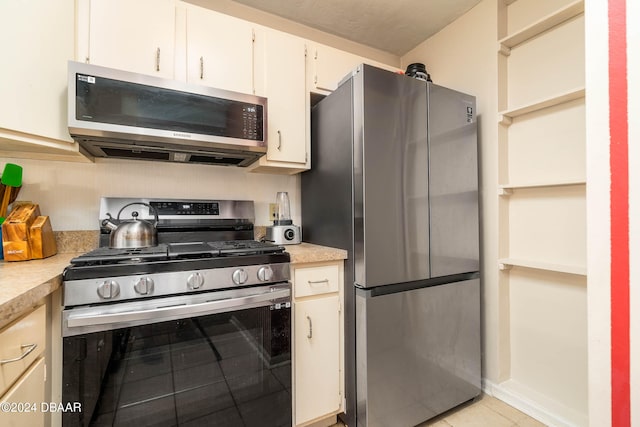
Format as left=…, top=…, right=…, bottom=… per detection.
left=101, top=202, right=159, bottom=248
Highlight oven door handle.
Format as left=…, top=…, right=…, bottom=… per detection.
left=66, top=288, right=290, bottom=329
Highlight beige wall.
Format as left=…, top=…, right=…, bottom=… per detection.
left=0, top=157, right=299, bottom=230
left=401, top=0, right=500, bottom=384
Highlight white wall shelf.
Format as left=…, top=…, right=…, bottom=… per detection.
left=499, top=0, right=584, bottom=52
left=498, top=180, right=585, bottom=195
left=498, top=258, right=586, bottom=276
left=499, top=87, right=585, bottom=125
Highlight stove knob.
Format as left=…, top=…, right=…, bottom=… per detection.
left=232, top=268, right=248, bottom=285
left=257, top=266, right=274, bottom=282
left=187, top=272, right=205, bottom=290
left=134, top=277, right=154, bottom=295
left=97, top=280, right=120, bottom=299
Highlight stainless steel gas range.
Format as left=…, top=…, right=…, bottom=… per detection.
left=61, top=198, right=292, bottom=427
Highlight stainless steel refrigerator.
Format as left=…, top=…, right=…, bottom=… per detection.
left=301, top=64, right=481, bottom=427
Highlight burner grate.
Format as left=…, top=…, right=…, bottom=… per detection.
left=69, top=244, right=169, bottom=265
left=68, top=240, right=285, bottom=267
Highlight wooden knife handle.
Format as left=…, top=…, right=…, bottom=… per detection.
left=0, top=186, right=11, bottom=218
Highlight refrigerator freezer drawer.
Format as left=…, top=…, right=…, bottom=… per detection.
left=355, top=278, right=481, bottom=426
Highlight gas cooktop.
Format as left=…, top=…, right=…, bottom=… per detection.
left=63, top=240, right=289, bottom=282
left=69, top=240, right=285, bottom=265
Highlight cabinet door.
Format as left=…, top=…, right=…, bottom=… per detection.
left=312, top=44, right=363, bottom=93
left=88, top=0, right=176, bottom=78
left=0, top=0, right=74, bottom=144
left=254, top=29, right=307, bottom=165
left=0, top=358, right=46, bottom=427
left=185, top=5, right=253, bottom=93
left=295, top=296, right=340, bottom=425
left=311, top=43, right=400, bottom=93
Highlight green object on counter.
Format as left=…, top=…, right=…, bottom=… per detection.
left=0, top=163, right=23, bottom=219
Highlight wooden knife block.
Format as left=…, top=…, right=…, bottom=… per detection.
left=2, top=203, right=57, bottom=261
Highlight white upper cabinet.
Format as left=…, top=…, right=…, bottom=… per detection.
left=184, top=4, right=254, bottom=94
left=251, top=28, right=308, bottom=172
left=310, top=43, right=400, bottom=94
left=0, top=0, right=87, bottom=161
left=85, top=0, right=176, bottom=79
left=311, top=44, right=362, bottom=93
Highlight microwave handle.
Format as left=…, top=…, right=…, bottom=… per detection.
left=65, top=287, right=289, bottom=329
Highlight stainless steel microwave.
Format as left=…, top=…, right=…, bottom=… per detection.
left=68, top=61, right=267, bottom=167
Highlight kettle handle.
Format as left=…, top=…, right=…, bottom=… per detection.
left=116, top=202, right=159, bottom=226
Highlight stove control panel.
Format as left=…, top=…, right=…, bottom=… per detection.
left=150, top=201, right=219, bottom=216
left=63, top=262, right=291, bottom=307
left=99, top=198, right=255, bottom=224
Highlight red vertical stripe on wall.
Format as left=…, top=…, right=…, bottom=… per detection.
left=609, top=0, right=630, bottom=425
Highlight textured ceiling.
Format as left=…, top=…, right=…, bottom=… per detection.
left=228, top=0, right=482, bottom=55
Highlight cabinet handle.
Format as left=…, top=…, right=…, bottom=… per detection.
left=156, top=48, right=161, bottom=72
left=0, top=344, right=37, bottom=365
left=306, top=316, right=313, bottom=339
left=200, top=56, right=204, bottom=79
left=308, top=279, right=329, bottom=286
left=277, top=130, right=282, bottom=150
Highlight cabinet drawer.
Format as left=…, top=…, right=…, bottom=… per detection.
left=294, top=264, right=340, bottom=298
left=0, top=305, right=46, bottom=397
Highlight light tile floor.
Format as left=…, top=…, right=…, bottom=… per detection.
left=332, top=394, right=547, bottom=427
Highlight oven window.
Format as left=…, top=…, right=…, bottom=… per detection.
left=63, top=306, right=291, bottom=427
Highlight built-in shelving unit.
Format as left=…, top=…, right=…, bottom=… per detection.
left=498, top=0, right=584, bottom=51
left=496, top=0, right=587, bottom=424
left=498, top=0, right=586, bottom=270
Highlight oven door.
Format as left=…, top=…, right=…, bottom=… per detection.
left=62, top=284, right=291, bottom=427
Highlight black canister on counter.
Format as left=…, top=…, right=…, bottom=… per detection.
left=405, top=63, right=432, bottom=82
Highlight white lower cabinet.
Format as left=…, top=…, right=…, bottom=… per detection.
left=292, top=262, right=343, bottom=426
left=0, top=358, right=46, bottom=427
left=0, top=305, right=47, bottom=427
